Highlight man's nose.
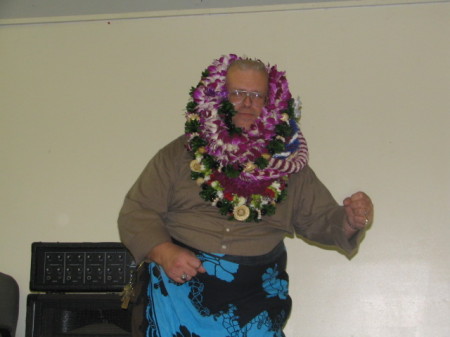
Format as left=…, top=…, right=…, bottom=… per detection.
left=242, top=94, right=252, bottom=107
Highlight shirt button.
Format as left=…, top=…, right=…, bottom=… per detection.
left=221, top=244, right=227, bottom=250
left=225, top=228, right=230, bottom=232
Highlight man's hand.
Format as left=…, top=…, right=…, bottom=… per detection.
left=147, top=241, right=206, bottom=283
left=343, top=191, right=374, bottom=236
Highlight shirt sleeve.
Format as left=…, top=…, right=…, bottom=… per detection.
left=117, top=137, right=184, bottom=263
left=291, top=166, right=364, bottom=258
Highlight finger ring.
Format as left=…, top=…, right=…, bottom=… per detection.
left=180, top=273, right=188, bottom=281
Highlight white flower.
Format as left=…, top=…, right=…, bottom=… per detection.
left=190, top=132, right=199, bottom=138
left=280, top=113, right=289, bottom=122
left=233, top=205, right=250, bottom=221
left=243, top=162, right=256, bottom=173
left=271, top=181, right=281, bottom=191
left=190, top=160, right=202, bottom=173
left=294, top=96, right=302, bottom=120
left=237, top=196, right=246, bottom=206
left=187, top=113, right=200, bottom=121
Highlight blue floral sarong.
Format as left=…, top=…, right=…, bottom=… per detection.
left=145, top=241, right=291, bottom=337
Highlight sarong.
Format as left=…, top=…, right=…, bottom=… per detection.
left=145, top=240, right=291, bottom=337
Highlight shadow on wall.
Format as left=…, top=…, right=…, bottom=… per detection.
left=0, top=272, right=20, bottom=337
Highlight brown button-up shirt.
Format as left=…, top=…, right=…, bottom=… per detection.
left=118, top=136, right=361, bottom=263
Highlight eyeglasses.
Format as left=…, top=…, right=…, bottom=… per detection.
left=228, top=89, right=266, bottom=106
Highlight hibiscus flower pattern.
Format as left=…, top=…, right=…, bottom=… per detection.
left=262, top=264, right=288, bottom=300
left=199, top=253, right=239, bottom=282
left=172, top=325, right=201, bottom=337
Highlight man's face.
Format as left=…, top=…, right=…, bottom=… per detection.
left=226, top=68, right=268, bottom=130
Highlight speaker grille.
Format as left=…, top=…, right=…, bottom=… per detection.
left=26, top=294, right=131, bottom=337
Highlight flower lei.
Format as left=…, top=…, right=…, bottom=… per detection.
left=184, top=54, right=309, bottom=222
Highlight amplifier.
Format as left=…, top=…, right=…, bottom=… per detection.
left=26, top=293, right=132, bottom=337
left=30, top=242, right=136, bottom=292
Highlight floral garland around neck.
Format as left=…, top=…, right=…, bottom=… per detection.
left=184, top=54, right=309, bottom=222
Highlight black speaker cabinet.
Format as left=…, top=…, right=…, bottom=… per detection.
left=26, top=293, right=131, bottom=337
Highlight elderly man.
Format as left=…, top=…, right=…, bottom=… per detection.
left=118, top=54, right=373, bottom=337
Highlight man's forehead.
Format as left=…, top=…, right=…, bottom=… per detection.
left=227, top=65, right=268, bottom=76
left=226, top=68, right=269, bottom=86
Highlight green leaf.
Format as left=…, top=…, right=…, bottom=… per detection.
left=223, top=165, right=240, bottom=178
left=190, top=171, right=204, bottom=180
left=199, top=184, right=216, bottom=202
left=201, top=69, right=210, bottom=78
left=286, top=98, right=295, bottom=118
left=186, top=101, right=198, bottom=113
left=277, top=189, right=288, bottom=202
left=254, top=157, right=269, bottom=169
left=246, top=209, right=260, bottom=222
left=185, top=119, right=200, bottom=133
left=267, top=139, right=285, bottom=154
left=190, top=136, right=207, bottom=152
left=275, top=122, right=293, bottom=138
left=202, top=154, right=219, bottom=170
left=218, top=100, right=243, bottom=136
left=262, top=204, right=276, bottom=216
left=218, top=200, right=233, bottom=215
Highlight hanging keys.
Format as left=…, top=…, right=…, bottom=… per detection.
left=120, top=283, right=134, bottom=309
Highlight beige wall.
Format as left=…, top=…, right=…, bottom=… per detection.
left=1, top=2, right=449, bottom=336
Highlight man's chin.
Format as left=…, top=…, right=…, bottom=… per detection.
left=233, top=115, right=257, bottom=130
